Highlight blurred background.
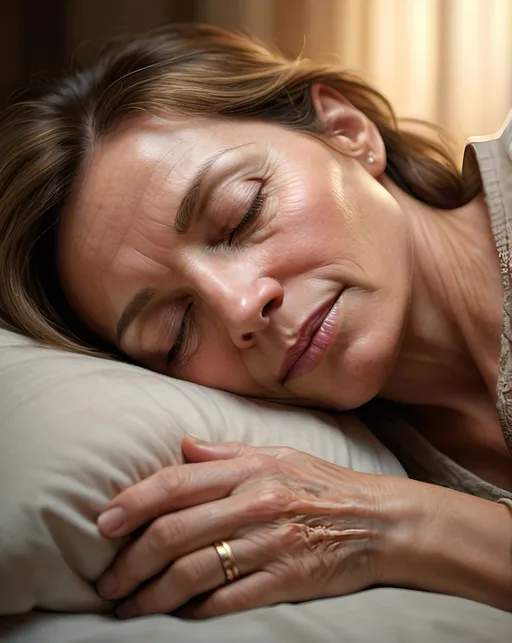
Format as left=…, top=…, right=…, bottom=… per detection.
left=1, top=0, right=511, bottom=149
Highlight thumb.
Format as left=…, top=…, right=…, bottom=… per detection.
left=182, top=434, right=256, bottom=462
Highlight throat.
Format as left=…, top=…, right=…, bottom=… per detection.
left=381, top=188, right=511, bottom=489
left=384, top=190, right=503, bottom=409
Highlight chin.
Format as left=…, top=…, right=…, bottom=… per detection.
left=341, top=344, right=401, bottom=409
left=294, top=334, right=401, bottom=411
left=287, top=375, right=380, bottom=412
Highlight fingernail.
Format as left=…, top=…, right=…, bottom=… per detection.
left=186, top=432, right=208, bottom=442
left=97, top=507, right=124, bottom=535
left=116, top=600, right=138, bottom=620
left=97, top=572, right=118, bottom=599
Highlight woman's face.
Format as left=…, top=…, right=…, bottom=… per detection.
left=58, top=98, right=412, bottom=410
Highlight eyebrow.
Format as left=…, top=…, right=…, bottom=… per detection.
left=116, top=149, right=228, bottom=347
left=173, top=150, right=227, bottom=235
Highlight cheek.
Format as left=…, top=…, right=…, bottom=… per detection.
left=275, top=173, right=350, bottom=262
left=180, top=335, right=257, bottom=394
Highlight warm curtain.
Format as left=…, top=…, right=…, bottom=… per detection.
left=0, top=0, right=196, bottom=106
left=196, top=0, right=512, bottom=145
left=1, top=0, right=510, bottom=144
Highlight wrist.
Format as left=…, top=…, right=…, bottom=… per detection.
left=378, top=478, right=512, bottom=610
left=377, top=477, right=435, bottom=586
left=371, top=476, right=428, bottom=586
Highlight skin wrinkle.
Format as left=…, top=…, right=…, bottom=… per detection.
left=287, top=523, right=370, bottom=560
left=270, top=518, right=377, bottom=589
left=58, top=90, right=508, bottom=486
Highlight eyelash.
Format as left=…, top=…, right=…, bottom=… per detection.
left=166, top=301, right=194, bottom=367
left=226, top=186, right=265, bottom=247
left=166, top=187, right=266, bottom=369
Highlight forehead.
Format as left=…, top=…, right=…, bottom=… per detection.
left=66, top=115, right=226, bottom=257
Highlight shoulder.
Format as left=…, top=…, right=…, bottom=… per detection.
left=463, top=110, right=512, bottom=216
left=462, top=110, right=512, bottom=259
left=463, top=111, right=512, bottom=455
left=465, top=109, right=512, bottom=162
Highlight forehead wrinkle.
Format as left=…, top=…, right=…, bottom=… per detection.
left=67, top=141, right=146, bottom=266
left=74, top=136, right=183, bottom=297
left=119, top=158, right=172, bottom=262
left=93, top=139, right=184, bottom=281
left=136, top=144, right=190, bottom=232
left=123, top=163, right=186, bottom=273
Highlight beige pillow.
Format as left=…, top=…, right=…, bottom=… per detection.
left=0, top=328, right=406, bottom=615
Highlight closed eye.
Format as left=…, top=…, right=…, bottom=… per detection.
left=166, top=301, right=194, bottom=367
left=227, top=186, right=265, bottom=246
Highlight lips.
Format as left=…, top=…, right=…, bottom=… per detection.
left=280, top=293, right=341, bottom=383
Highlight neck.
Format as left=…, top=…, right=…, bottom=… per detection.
left=381, top=179, right=503, bottom=412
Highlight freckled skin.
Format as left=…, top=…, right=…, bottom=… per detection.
left=58, top=104, right=412, bottom=411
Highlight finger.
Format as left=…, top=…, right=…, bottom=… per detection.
left=182, top=434, right=254, bottom=459
left=183, top=435, right=296, bottom=463
left=182, top=570, right=290, bottom=619
left=115, top=537, right=259, bottom=618
left=97, top=490, right=283, bottom=600
left=97, top=455, right=272, bottom=538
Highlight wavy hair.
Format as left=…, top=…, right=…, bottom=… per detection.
left=0, top=23, right=479, bottom=356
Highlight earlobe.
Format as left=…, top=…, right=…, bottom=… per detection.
left=311, top=83, right=386, bottom=176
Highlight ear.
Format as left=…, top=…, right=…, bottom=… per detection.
left=311, top=83, right=386, bottom=177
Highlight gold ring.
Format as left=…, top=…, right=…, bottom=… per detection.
left=213, top=541, right=241, bottom=583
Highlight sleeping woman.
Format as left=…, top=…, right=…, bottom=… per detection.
left=0, top=24, right=510, bottom=618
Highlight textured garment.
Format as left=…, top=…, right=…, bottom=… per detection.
left=362, top=111, right=512, bottom=503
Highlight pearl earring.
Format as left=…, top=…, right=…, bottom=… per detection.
left=367, top=151, right=375, bottom=165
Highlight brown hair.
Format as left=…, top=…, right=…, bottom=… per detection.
left=0, top=22, right=479, bottom=357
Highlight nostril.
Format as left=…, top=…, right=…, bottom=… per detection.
left=262, top=299, right=276, bottom=317
left=242, top=332, right=252, bottom=342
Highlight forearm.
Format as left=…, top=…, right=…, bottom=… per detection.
left=381, top=478, right=512, bottom=610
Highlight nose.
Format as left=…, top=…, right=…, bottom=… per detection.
left=205, top=274, right=283, bottom=348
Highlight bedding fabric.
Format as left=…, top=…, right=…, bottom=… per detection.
left=1, top=589, right=511, bottom=643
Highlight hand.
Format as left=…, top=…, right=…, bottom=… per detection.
left=96, top=435, right=394, bottom=619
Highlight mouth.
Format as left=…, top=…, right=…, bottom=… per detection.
left=280, top=292, right=342, bottom=384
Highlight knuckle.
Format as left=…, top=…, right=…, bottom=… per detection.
left=246, top=453, right=278, bottom=473
left=254, top=486, right=294, bottom=518
left=156, top=467, right=181, bottom=498
left=274, top=446, right=296, bottom=460
left=146, top=515, right=185, bottom=553
left=171, top=555, right=204, bottom=589
left=118, top=467, right=180, bottom=513
left=232, top=441, right=252, bottom=455
left=200, top=593, right=239, bottom=618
